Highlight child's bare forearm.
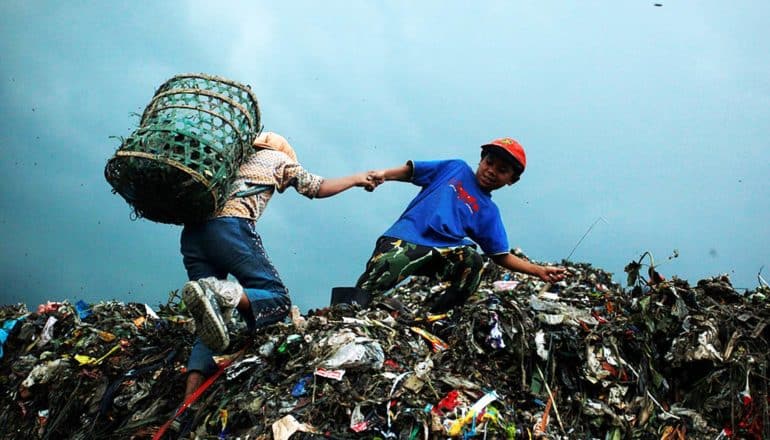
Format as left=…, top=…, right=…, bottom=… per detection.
left=316, top=172, right=375, bottom=198
left=369, top=162, right=413, bottom=184
left=492, top=253, right=567, bottom=282
left=384, top=163, right=413, bottom=181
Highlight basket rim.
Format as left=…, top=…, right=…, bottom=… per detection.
left=114, top=150, right=218, bottom=192
left=106, top=151, right=221, bottom=224
left=143, top=88, right=257, bottom=134
left=149, top=73, right=261, bottom=133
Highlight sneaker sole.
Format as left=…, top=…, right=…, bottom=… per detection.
left=182, top=281, right=229, bottom=352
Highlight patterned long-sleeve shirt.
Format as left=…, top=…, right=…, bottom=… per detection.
left=216, top=149, right=324, bottom=221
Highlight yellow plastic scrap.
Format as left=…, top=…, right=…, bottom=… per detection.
left=410, top=327, right=449, bottom=352
left=448, top=411, right=475, bottom=436
left=481, top=405, right=501, bottom=425
left=133, top=316, right=146, bottom=328
left=74, top=355, right=98, bottom=366
left=414, top=313, right=449, bottom=323
left=447, top=391, right=499, bottom=436
left=74, top=342, right=122, bottom=366
left=219, top=409, right=228, bottom=433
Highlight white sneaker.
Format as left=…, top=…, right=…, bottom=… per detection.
left=197, top=277, right=243, bottom=323
left=182, top=280, right=229, bottom=352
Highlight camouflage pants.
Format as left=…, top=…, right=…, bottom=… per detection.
left=355, top=236, right=485, bottom=312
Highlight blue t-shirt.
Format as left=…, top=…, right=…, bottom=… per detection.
left=382, top=159, right=509, bottom=255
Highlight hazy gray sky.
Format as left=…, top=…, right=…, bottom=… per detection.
left=1, top=1, right=768, bottom=312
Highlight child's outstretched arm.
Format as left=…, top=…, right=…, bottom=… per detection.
left=316, top=172, right=379, bottom=198
left=368, top=162, right=413, bottom=185
left=492, top=253, right=567, bottom=283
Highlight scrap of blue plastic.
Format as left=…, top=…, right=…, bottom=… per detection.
left=76, top=300, right=92, bottom=319
left=0, top=318, right=21, bottom=359
left=291, top=374, right=313, bottom=397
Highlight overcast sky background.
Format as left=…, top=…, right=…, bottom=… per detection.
left=1, top=1, right=768, bottom=313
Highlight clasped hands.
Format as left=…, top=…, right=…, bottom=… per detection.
left=357, top=170, right=386, bottom=192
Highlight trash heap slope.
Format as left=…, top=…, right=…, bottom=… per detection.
left=0, top=260, right=768, bottom=439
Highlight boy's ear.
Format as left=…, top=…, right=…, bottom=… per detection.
left=508, top=175, right=520, bottom=185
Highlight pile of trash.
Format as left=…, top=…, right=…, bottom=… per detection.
left=1, top=258, right=768, bottom=439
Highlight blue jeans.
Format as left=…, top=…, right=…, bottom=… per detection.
left=181, top=217, right=291, bottom=375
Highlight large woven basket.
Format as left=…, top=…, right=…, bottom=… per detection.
left=105, top=73, right=260, bottom=224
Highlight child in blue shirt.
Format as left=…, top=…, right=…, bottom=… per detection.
left=358, top=137, right=566, bottom=312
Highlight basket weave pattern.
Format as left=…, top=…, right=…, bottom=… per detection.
left=105, top=73, right=260, bottom=224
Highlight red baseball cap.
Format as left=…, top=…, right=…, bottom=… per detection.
left=481, top=137, right=526, bottom=173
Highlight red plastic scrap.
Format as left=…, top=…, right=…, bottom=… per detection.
left=591, top=310, right=608, bottom=324
left=534, top=394, right=553, bottom=437
left=350, top=421, right=368, bottom=432
left=383, top=359, right=401, bottom=370
left=36, top=301, right=64, bottom=314
left=433, top=390, right=461, bottom=414
left=601, top=361, right=618, bottom=377
left=733, top=393, right=765, bottom=439
left=648, top=267, right=666, bottom=285
left=600, top=361, right=629, bottom=381
left=605, top=299, right=615, bottom=314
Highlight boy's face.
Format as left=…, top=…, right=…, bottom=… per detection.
left=476, top=152, right=520, bottom=191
